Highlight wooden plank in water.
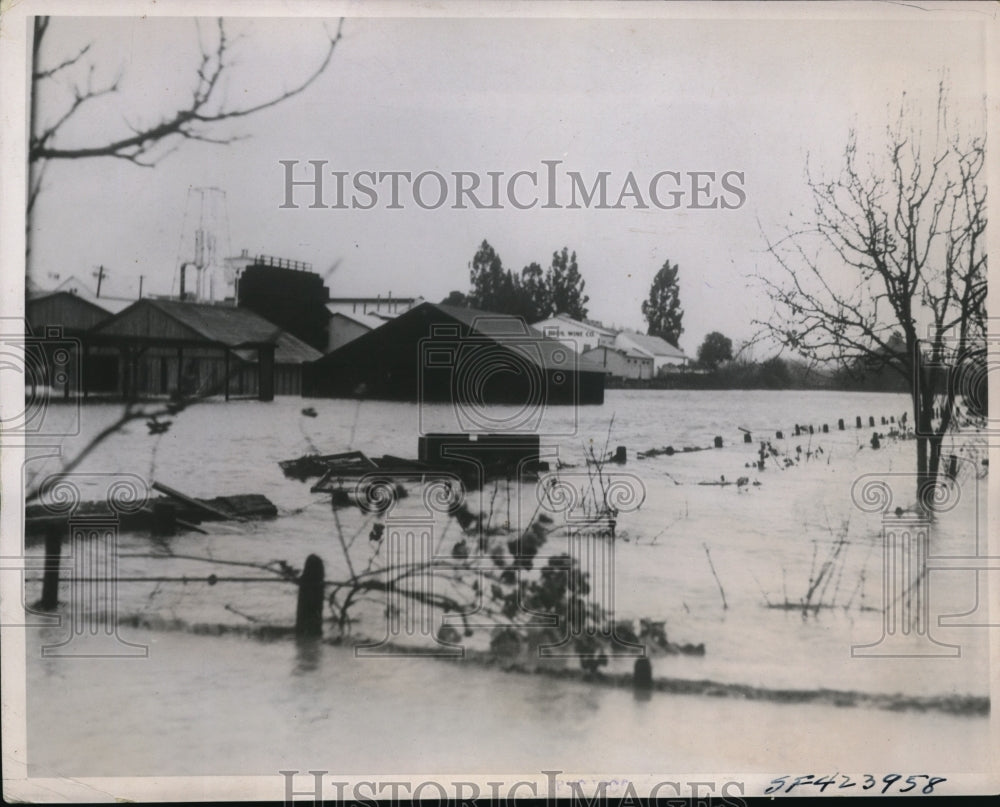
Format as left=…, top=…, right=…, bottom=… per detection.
left=152, top=480, right=246, bottom=522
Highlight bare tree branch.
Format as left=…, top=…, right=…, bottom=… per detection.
left=29, top=17, right=344, bottom=167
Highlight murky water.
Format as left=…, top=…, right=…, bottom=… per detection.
left=21, top=390, right=991, bottom=777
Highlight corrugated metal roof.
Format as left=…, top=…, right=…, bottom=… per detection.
left=427, top=303, right=607, bottom=374
left=95, top=298, right=283, bottom=347
left=618, top=331, right=688, bottom=359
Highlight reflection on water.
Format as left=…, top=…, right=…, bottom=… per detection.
left=293, top=638, right=323, bottom=675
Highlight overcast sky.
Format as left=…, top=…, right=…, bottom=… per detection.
left=27, top=6, right=989, bottom=356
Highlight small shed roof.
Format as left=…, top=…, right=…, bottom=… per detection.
left=27, top=291, right=113, bottom=329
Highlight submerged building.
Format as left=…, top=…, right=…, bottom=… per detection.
left=303, top=302, right=605, bottom=405
left=88, top=298, right=320, bottom=400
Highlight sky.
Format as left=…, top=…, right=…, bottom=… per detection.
left=26, top=6, right=991, bottom=358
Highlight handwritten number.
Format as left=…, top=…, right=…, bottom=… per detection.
left=900, top=775, right=923, bottom=793
left=764, top=777, right=787, bottom=795
left=923, top=777, right=947, bottom=794
left=881, top=774, right=901, bottom=794
left=838, top=775, right=855, bottom=789
left=862, top=774, right=876, bottom=790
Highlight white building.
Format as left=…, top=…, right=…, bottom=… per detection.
left=614, top=330, right=689, bottom=373
left=325, top=295, right=423, bottom=351
left=532, top=314, right=617, bottom=354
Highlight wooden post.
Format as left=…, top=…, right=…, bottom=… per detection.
left=633, top=657, right=652, bottom=690
left=838, top=419, right=845, bottom=431
left=808, top=425, right=814, bottom=434
left=822, top=424, right=829, bottom=433
left=224, top=348, right=230, bottom=401
left=38, top=528, right=62, bottom=611
left=856, top=416, right=862, bottom=428
left=296, top=554, right=325, bottom=638
left=743, top=432, right=753, bottom=443
left=775, top=430, right=783, bottom=439
left=713, top=436, right=723, bottom=448
left=869, top=416, right=875, bottom=427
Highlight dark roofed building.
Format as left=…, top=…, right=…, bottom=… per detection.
left=27, top=291, right=112, bottom=335
left=25, top=291, right=115, bottom=398
left=89, top=298, right=316, bottom=400
left=303, top=301, right=605, bottom=405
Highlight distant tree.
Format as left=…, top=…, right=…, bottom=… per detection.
left=546, top=247, right=589, bottom=320
left=697, top=331, right=733, bottom=370
left=642, top=260, right=684, bottom=347
left=758, top=357, right=791, bottom=389
left=466, top=242, right=588, bottom=321
left=468, top=240, right=514, bottom=312
left=440, top=290, right=469, bottom=307
left=520, top=262, right=550, bottom=321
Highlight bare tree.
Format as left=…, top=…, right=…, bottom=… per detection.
left=753, top=84, right=986, bottom=503
left=28, top=16, right=343, bottom=220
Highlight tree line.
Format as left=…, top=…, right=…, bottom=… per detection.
left=443, top=240, right=688, bottom=349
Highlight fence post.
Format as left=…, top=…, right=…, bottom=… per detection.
left=633, top=657, right=652, bottom=690
left=296, top=554, right=325, bottom=638
left=38, top=527, right=62, bottom=612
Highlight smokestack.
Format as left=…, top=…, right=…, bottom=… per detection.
left=180, top=262, right=189, bottom=301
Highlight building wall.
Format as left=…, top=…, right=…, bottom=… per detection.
left=328, top=314, right=371, bottom=352
left=534, top=317, right=613, bottom=354
left=85, top=345, right=303, bottom=398
left=582, top=347, right=653, bottom=380
left=237, top=263, right=330, bottom=352
left=614, top=333, right=688, bottom=373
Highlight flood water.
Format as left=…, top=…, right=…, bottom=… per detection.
left=20, top=389, right=992, bottom=778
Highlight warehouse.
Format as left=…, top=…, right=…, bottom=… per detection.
left=87, top=298, right=319, bottom=400
left=303, top=301, right=605, bottom=406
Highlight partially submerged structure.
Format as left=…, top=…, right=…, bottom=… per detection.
left=582, top=345, right=655, bottom=380
left=88, top=298, right=320, bottom=400
left=614, top=331, right=690, bottom=372
left=303, top=302, right=606, bottom=405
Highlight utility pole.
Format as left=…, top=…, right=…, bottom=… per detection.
left=138, top=275, right=144, bottom=299
left=94, top=265, right=106, bottom=298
